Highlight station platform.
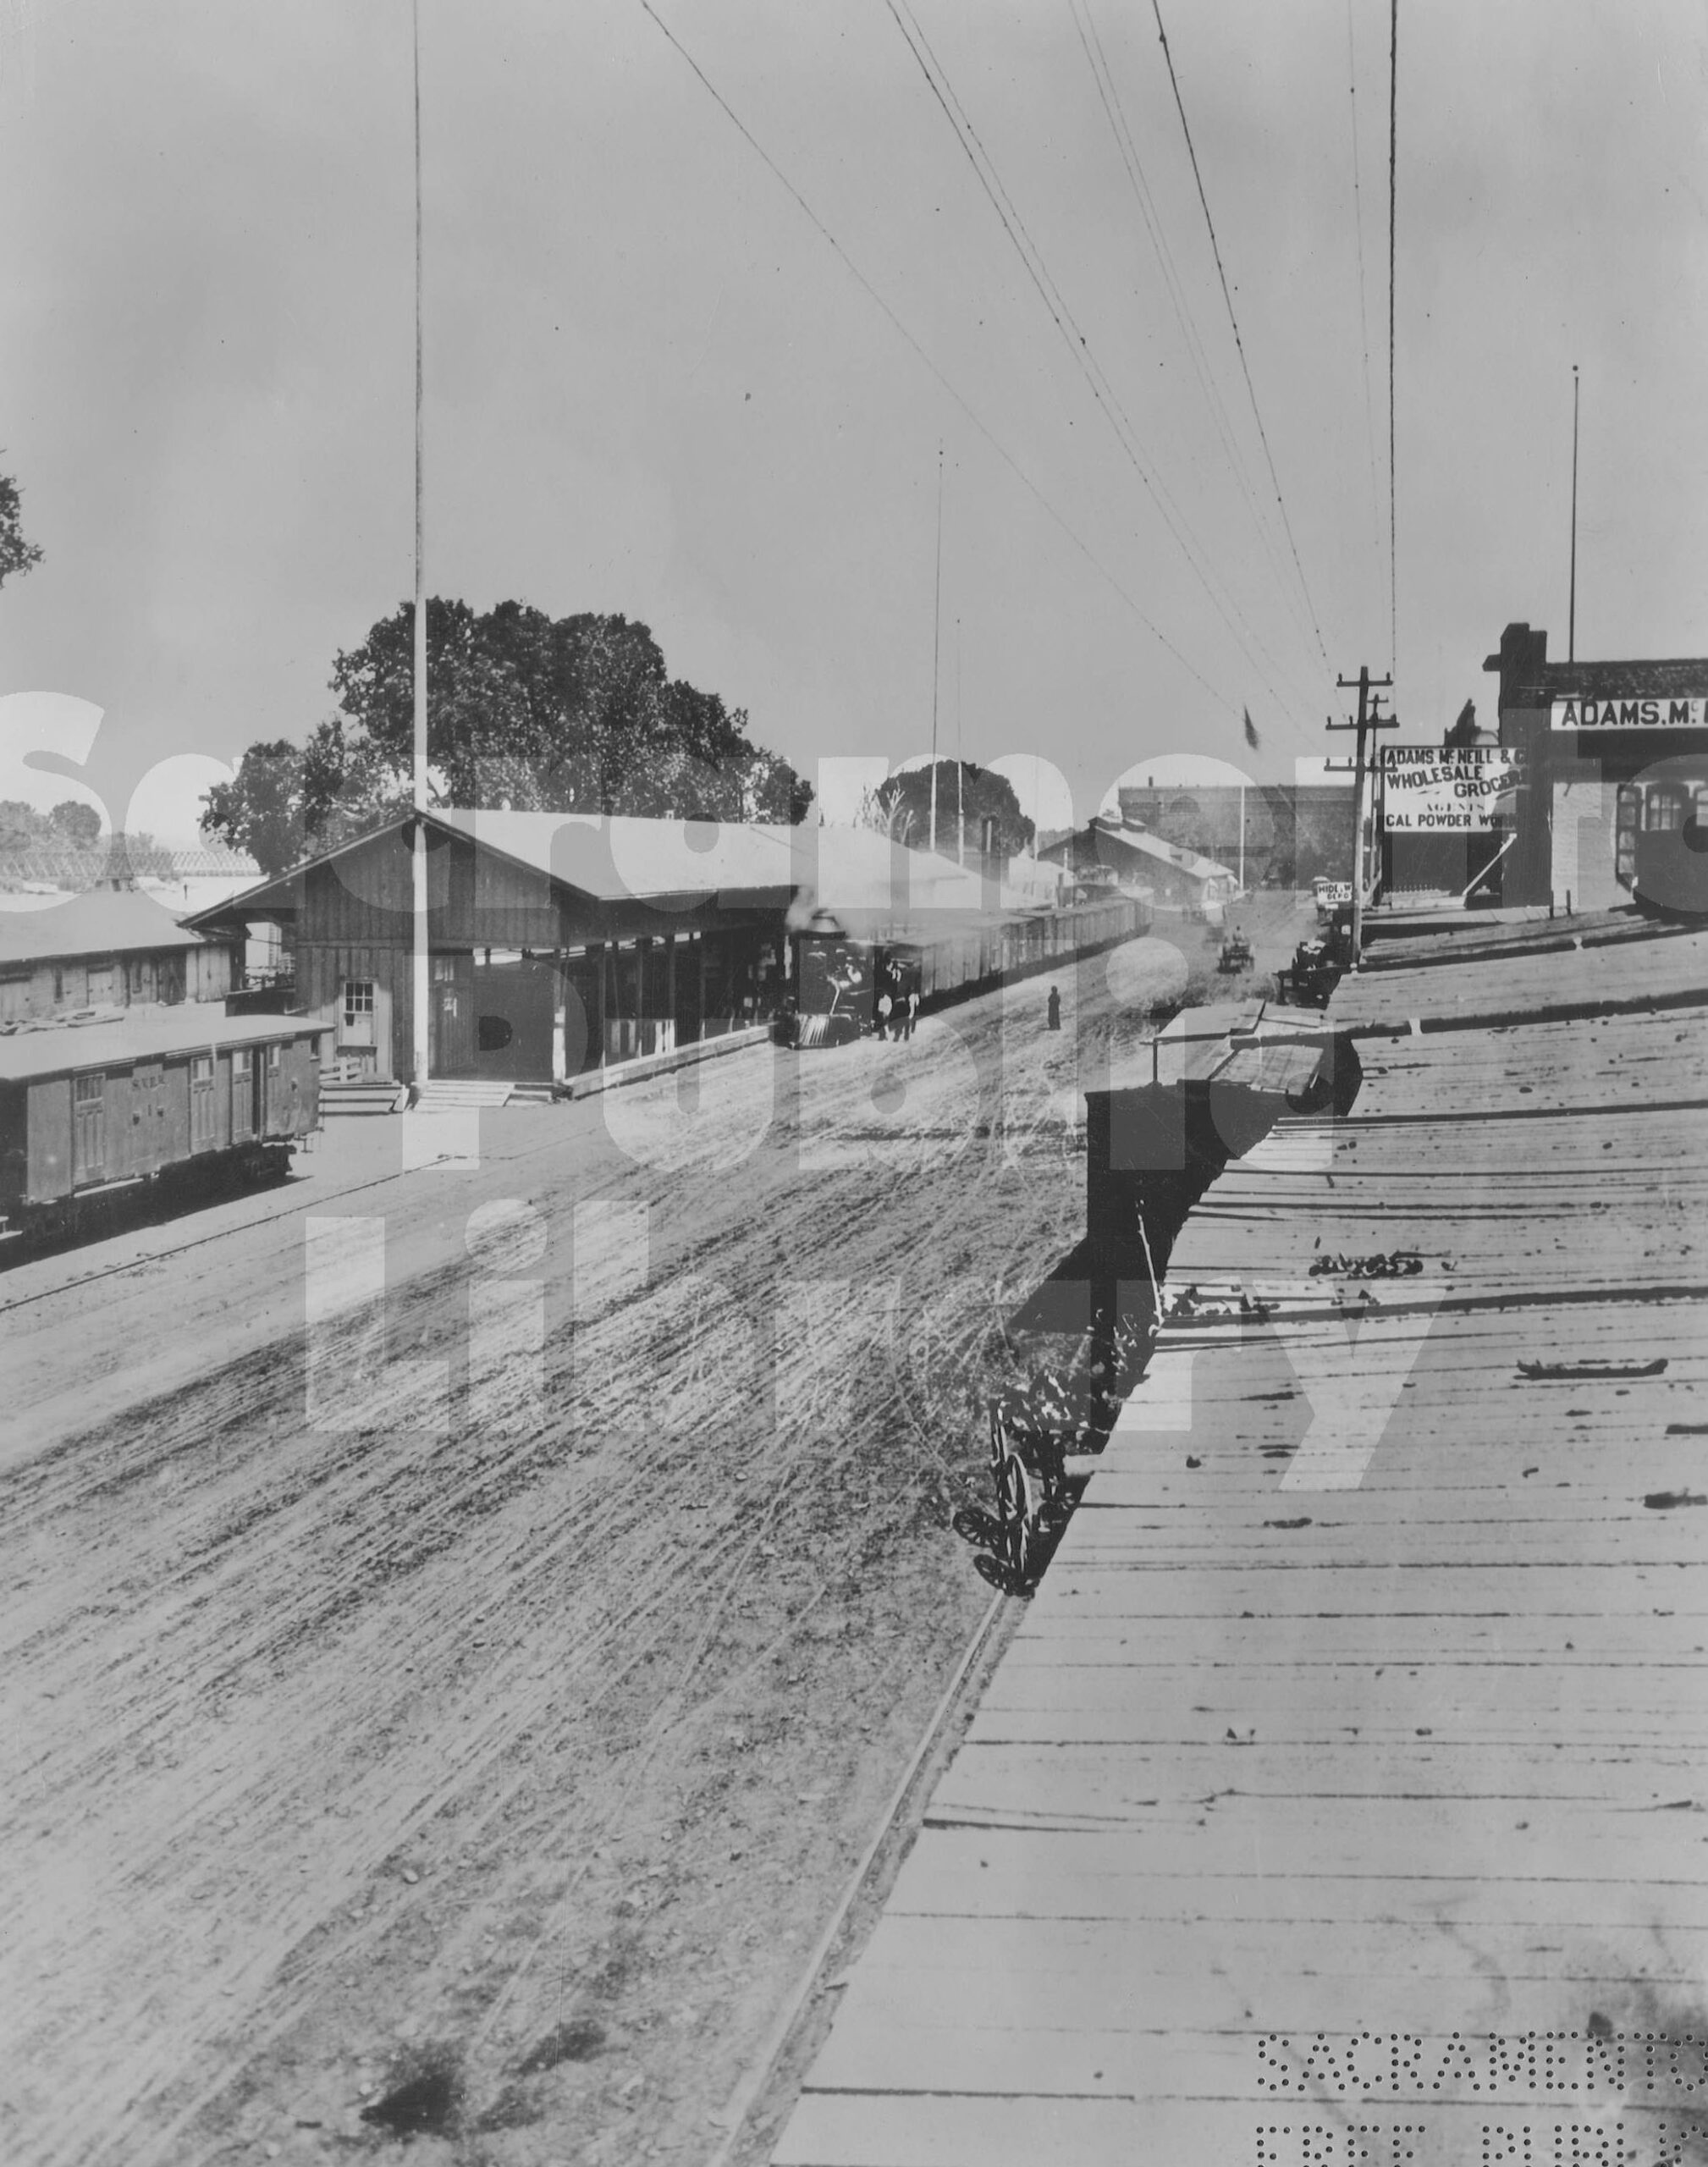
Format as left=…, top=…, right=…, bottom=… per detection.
left=770, top=926, right=1708, bottom=2166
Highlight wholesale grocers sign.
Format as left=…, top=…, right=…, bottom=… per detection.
left=1380, top=745, right=1523, bottom=831
left=1552, top=694, right=1708, bottom=729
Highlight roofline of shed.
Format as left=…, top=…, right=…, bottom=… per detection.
left=185, top=808, right=813, bottom=934
left=181, top=807, right=636, bottom=930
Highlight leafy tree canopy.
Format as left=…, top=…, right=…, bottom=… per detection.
left=0, top=467, right=42, bottom=591
left=868, top=761, right=1034, bottom=860
left=202, top=600, right=813, bottom=874
left=0, top=799, right=106, bottom=851
left=50, top=799, right=102, bottom=847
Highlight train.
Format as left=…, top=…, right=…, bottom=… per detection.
left=779, top=894, right=1148, bottom=1048
left=0, top=1011, right=325, bottom=1246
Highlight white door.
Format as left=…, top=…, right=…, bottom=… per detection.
left=339, top=979, right=377, bottom=1073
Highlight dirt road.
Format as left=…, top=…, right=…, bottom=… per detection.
left=0, top=936, right=1204, bottom=2167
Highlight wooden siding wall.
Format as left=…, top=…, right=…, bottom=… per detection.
left=297, top=941, right=412, bottom=1082
left=306, top=833, right=555, bottom=950
left=300, top=828, right=785, bottom=953
left=0, top=942, right=230, bottom=1028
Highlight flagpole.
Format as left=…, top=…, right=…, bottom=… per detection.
left=929, top=441, right=943, bottom=857
left=410, top=0, right=430, bottom=1087
left=1568, top=362, right=1580, bottom=665
left=955, top=615, right=964, bottom=868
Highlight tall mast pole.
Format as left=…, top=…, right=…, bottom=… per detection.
left=955, top=615, right=964, bottom=867
left=929, top=442, right=943, bottom=857
left=1237, top=781, right=1245, bottom=893
left=1568, top=362, right=1580, bottom=665
left=410, top=0, right=431, bottom=1084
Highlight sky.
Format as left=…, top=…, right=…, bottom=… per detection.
left=2, top=0, right=1705, bottom=842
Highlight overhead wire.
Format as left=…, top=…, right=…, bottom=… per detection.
left=636, top=0, right=1248, bottom=715
left=1149, top=0, right=1334, bottom=675
left=1069, top=0, right=1323, bottom=681
left=881, top=0, right=1321, bottom=732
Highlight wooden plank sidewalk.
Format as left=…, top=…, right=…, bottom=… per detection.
left=770, top=931, right=1708, bottom=2167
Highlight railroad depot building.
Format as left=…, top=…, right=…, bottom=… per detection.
left=0, top=891, right=237, bottom=1030
left=1485, top=620, right=1708, bottom=912
left=189, top=810, right=998, bottom=1087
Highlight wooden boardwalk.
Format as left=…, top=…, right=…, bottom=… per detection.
left=770, top=934, right=1708, bottom=2166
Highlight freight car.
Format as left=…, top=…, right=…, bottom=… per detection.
left=780, top=894, right=1147, bottom=1046
left=0, top=1011, right=325, bottom=1245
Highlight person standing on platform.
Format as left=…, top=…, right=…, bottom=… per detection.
left=902, top=987, right=919, bottom=1039
left=874, top=986, right=892, bottom=1041
left=1046, top=984, right=1062, bottom=1031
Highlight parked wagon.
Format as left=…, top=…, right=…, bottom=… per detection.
left=1217, top=931, right=1253, bottom=973
left=0, top=1011, right=325, bottom=1245
left=1275, top=938, right=1342, bottom=1009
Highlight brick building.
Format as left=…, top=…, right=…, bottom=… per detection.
left=1115, top=780, right=1356, bottom=889
left=1484, top=623, right=1708, bottom=912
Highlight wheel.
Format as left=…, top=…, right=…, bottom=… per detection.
left=993, top=1448, right=1030, bottom=1580
left=993, top=1444, right=1022, bottom=1530
left=1008, top=1456, right=1044, bottom=1582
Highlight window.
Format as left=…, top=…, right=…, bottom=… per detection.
left=1615, top=784, right=1639, bottom=888
left=74, top=1073, right=103, bottom=1104
left=342, top=980, right=376, bottom=1025
left=1645, top=786, right=1689, bottom=832
left=267, top=1044, right=283, bottom=1071
left=191, top=1054, right=213, bottom=1084
left=233, top=1048, right=252, bottom=1076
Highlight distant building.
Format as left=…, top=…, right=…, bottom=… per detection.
left=1039, top=816, right=1228, bottom=912
left=1116, top=780, right=1355, bottom=888
left=1485, top=622, right=1708, bottom=912
left=0, top=891, right=236, bottom=1030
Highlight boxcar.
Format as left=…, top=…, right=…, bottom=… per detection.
left=0, top=1012, right=324, bottom=1241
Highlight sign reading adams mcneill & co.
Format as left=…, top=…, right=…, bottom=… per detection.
left=1551, top=695, right=1708, bottom=730
left=1380, top=745, right=1524, bottom=830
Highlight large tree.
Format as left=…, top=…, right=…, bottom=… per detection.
left=203, top=600, right=812, bottom=872
left=0, top=467, right=43, bottom=590
left=50, top=800, right=102, bottom=847
left=868, top=761, right=1034, bottom=861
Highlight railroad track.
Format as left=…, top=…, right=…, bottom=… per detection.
left=703, top=1580, right=1011, bottom=2167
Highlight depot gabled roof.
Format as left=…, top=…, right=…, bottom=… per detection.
left=183, top=808, right=1008, bottom=934
left=183, top=807, right=806, bottom=928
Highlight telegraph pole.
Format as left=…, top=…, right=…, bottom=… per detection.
left=1326, top=666, right=1397, bottom=960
